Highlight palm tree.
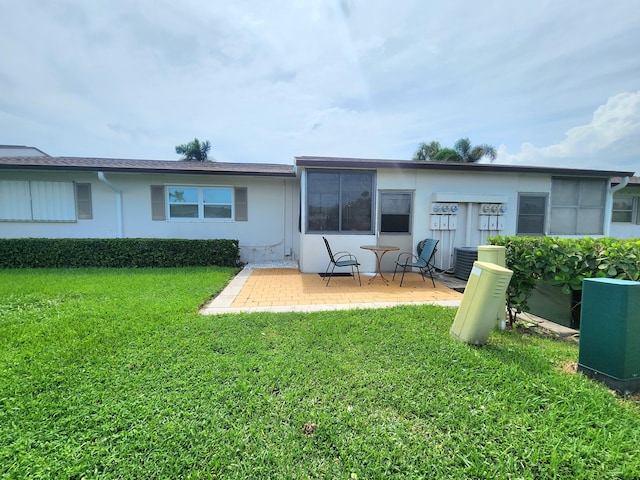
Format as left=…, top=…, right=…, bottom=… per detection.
left=175, top=138, right=212, bottom=162
left=412, top=141, right=441, bottom=161
left=453, top=137, right=497, bottom=163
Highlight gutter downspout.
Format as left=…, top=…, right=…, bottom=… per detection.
left=97, top=172, right=124, bottom=238
left=603, top=176, right=629, bottom=236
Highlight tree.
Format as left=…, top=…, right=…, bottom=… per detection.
left=412, top=137, right=497, bottom=163
left=453, top=137, right=497, bottom=163
left=175, top=138, right=212, bottom=162
left=412, top=141, right=441, bottom=161
left=432, top=148, right=462, bottom=162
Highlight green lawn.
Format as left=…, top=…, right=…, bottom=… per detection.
left=1, top=268, right=639, bottom=479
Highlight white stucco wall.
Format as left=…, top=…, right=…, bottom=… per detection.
left=609, top=187, right=640, bottom=239
left=0, top=170, right=299, bottom=265
left=298, top=166, right=553, bottom=274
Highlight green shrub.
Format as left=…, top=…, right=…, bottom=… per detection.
left=488, top=236, right=640, bottom=324
left=0, top=238, right=240, bottom=268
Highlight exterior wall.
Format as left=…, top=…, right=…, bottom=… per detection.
left=298, top=165, right=552, bottom=274
left=0, top=169, right=299, bottom=265
left=610, top=186, right=640, bottom=239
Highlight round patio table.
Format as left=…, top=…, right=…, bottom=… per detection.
left=360, top=245, right=400, bottom=285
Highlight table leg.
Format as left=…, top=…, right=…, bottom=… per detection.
left=368, top=250, right=391, bottom=285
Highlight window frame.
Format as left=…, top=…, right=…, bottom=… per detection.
left=166, top=185, right=235, bottom=222
left=516, top=193, right=548, bottom=236
left=305, top=169, right=375, bottom=234
left=378, top=190, right=413, bottom=235
left=611, top=195, right=637, bottom=224
left=75, top=183, right=93, bottom=220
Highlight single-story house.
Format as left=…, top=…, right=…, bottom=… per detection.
left=0, top=151, right=635, bottom=274
left=610, top=176, right=640, bottom=239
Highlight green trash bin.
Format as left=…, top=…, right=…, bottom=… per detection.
left=578, top=278, right=640, bottom=394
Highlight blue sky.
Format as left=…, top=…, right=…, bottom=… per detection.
left=1, top=0, right=639, bottom=172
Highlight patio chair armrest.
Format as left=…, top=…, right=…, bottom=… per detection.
left=396, top=252, right=418, bottom=265
left=334, top=252, right=359, bottom=263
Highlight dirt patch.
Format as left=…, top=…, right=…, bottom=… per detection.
left=302, top=421, right=318, bottom=437
left=561, top=361, right=578, bottom=375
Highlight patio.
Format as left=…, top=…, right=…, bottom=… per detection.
left=200, top=265, right=464, bottom=315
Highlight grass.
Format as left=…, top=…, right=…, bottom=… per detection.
left=1, top=268, right=639, bottom=479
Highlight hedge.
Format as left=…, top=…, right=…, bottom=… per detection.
left=0, top=238, right=240, bottom=268
left=488, top=236, right=640, bottom=324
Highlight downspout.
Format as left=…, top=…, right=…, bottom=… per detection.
left=603, top=176, right=629, bottom=236
left=97, top=172, right=124, bottom=238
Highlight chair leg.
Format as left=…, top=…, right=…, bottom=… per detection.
left=392, top=263, right=399, bottom=281
left=428, top=266, right=436, bottom=287
left=355, top=265, right=361, bottom=286
left=326, top=265, right=336, bottom=286
left=399, top=266, right=407, bottom=287
left=424, top=265, right=435, bottom=287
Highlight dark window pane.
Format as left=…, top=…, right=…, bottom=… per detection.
left=306, top=170, right=373, bottom=233
left=517, top=194, right=546, bottom=235
left=204, top=205, right=232, bottom=219
left=381, top=214, right=410, bottom=232
left=340, top=173, right=372, bottom=231
left=170, top=204, right=198, bottom=218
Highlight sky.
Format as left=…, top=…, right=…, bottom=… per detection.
left=1, top=0, right=639, bottom=173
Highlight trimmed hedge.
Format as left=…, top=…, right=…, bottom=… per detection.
left=0, top=238, right=240, bottom=268
left=488, top=236, right=640, bottom=324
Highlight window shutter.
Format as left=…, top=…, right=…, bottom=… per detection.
left=76, top=183, right=93, bottom=219
left=151, top=185, right=166, bottom=220
left=235, top=187, right=248, bottom=221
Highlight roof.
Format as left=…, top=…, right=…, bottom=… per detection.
left=0, top=145, right=50, bottom=157
left=295, top=156, right=635, bottom=178
left=611, top=176, right=640, bottom=187
left=0, top=156, right=295, bottom=177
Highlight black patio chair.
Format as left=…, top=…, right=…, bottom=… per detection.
left=322, top=236, right=362, bottom=286
left=393, top=238, right=439, bottom=287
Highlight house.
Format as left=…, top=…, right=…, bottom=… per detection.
left=610, top=176, right=640, bottom=239
left=0, top=155, right=298, bottom=264
left=0, top=145, right=49, bottom=157
left=295, top=156, right=634, bottom=274
left=0, top=150, right=635, bottom=271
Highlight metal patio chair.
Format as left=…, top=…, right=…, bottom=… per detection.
left=393, top=238, right=439, bottom=287
left=322, top=236, right=362, bottom=286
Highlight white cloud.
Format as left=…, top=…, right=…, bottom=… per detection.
left=496, top=92, right=640, bottom=173
left=1, top=1, right=639, bottom=166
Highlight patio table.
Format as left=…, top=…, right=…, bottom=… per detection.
left=360, top=245, right=400, bottom=285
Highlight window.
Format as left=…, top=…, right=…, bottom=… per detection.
left=151, top=185, right=166, bottom=220
left=306, top=169, right=374, bottom=233
left=517, top=193, right=547, bottom=235
left=167, top=186, right=233, bottom=220
left=75, top=183, right=93, bottom=219
left=234, top=187, right=248, bottom=221
left=379, top=191, right=412, bottom=234
left=612, top=196, right=635, bottom=223
left=0, top=180, right=79, bottom=222
left=550, top=178, right=606, bottom=235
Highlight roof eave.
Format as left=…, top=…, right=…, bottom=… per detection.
left=294, top=156, right=634, bottom=178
